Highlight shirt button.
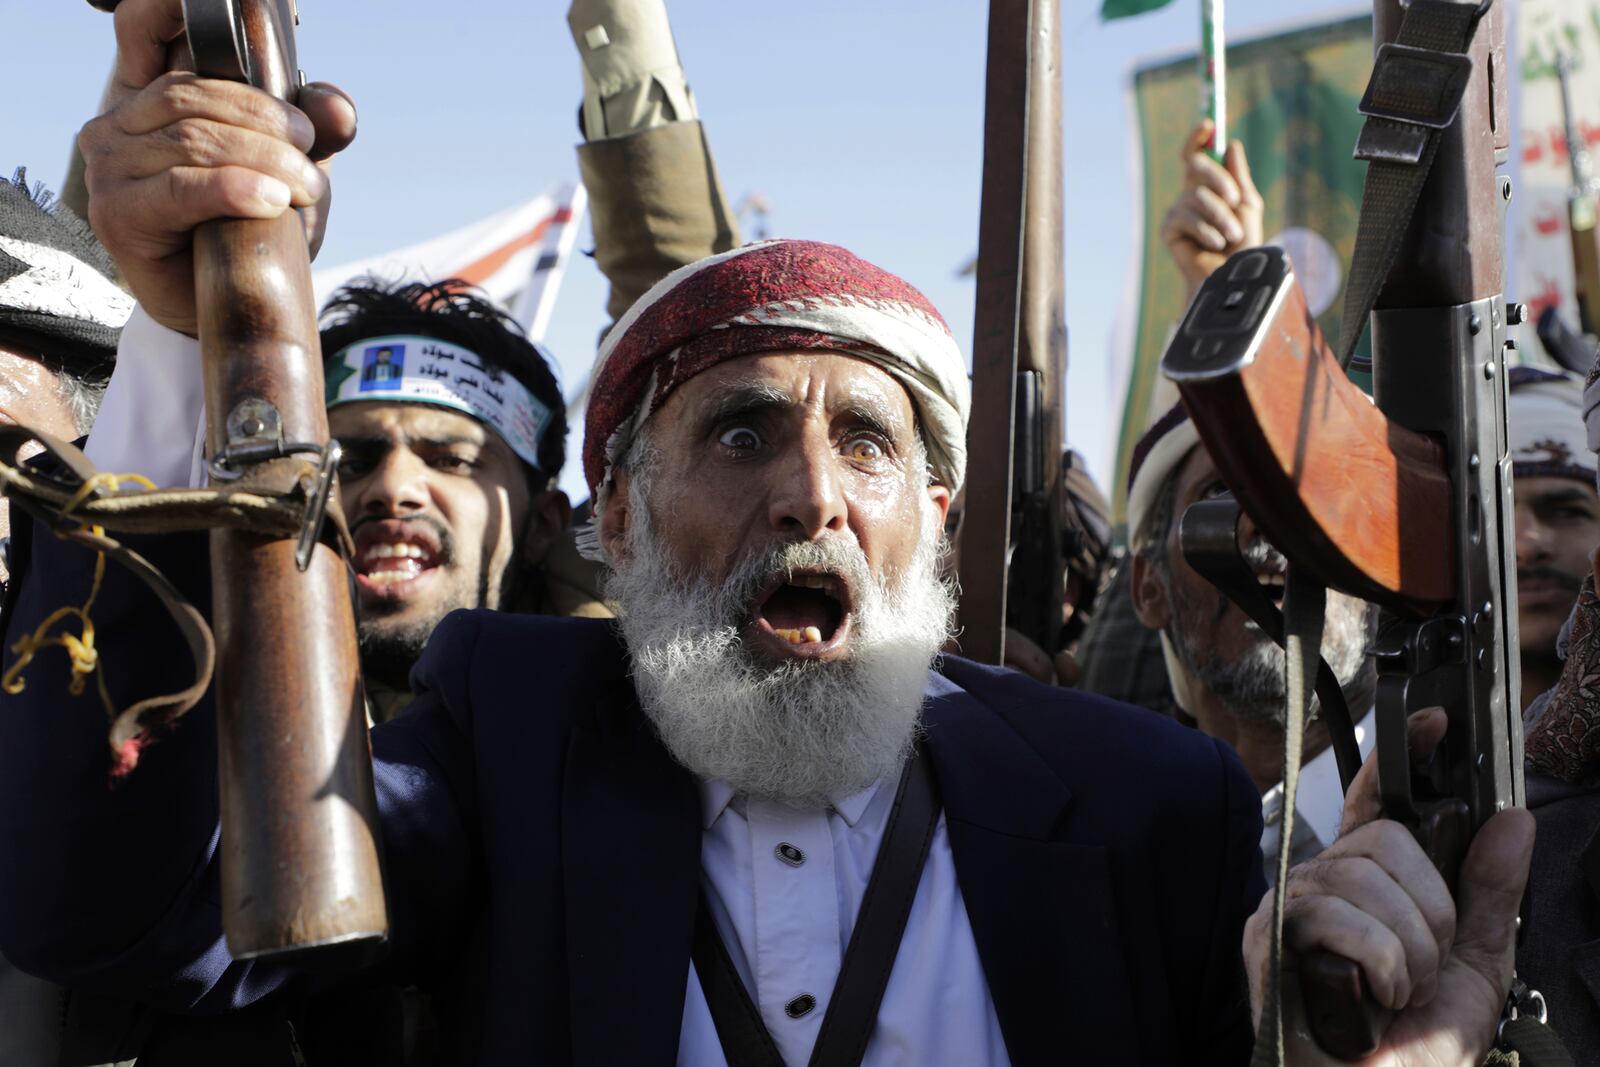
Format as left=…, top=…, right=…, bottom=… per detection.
left=775, top=842, right=805, bottom=867
left=785, top=993, right=817, bottom=1019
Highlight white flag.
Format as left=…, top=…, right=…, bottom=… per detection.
left=312, top=183, right=587, bottom=344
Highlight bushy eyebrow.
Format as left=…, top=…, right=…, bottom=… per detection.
left=700, top=381, right=797, bottom=425
left=836, top=399, right=906, bottom=443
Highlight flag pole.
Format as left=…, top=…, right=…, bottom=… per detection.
left=1201, top=0, right=1225, bottom=161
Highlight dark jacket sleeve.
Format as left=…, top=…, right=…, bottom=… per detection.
left=0, top=519, right=480, bottom=1012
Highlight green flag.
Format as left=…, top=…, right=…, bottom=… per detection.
left=1101, top=0, right=1175, bottom=19
left=1111, top=13, right=1374, bottom=520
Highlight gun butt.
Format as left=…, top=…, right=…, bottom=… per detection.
left=187, top=0, right=388, bottom=958
left=1161, top=247, right=1453, bottom=613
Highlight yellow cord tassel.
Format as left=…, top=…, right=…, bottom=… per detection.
left=2, top=472, right=156, bottom=708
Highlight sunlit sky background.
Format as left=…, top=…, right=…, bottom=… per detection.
left=6, top=0, right=1364, bottom=502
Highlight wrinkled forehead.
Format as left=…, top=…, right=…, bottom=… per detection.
left=657, top=350, right=919, bottom=437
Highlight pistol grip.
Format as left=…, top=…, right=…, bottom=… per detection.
left=1300, top=952, right=1387, bottom=1060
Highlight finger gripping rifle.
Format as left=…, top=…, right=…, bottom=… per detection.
left=93, top=0, right=389, bottom=958
left=1162, top=0, right=1526, bottom=1058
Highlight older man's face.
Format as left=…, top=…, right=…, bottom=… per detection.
left=611, top=351, right=950, bottom=665
left=1133, top=445, right=1369, bottom=723
left=0, top=342, right=79, bottom=587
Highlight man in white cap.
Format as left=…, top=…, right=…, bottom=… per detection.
left=1507, top=366, right=1600, bottom=711
left=1124, top=403, right=1377, bottom=881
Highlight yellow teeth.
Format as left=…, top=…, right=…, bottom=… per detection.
left=773, top=626, right=825, bottom=645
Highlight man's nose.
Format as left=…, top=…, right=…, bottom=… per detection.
left=1515, top=506, right=1550, bottom=567
left=353, top=450, right=429, bottom=517
left=767, top=436, right=847, bottom=539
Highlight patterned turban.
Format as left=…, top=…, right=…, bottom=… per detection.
left=584, top=239, right=969, bottom=501
left=1509, top=366, right=1593, bottom=485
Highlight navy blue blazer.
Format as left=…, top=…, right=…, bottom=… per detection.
left=0, top=523, right=1265, bottom=1065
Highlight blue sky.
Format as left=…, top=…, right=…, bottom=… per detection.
left=5, top=0, right=1361, bottom=501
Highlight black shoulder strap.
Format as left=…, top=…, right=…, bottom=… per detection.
left=691, top=743, right=941, bottom=1067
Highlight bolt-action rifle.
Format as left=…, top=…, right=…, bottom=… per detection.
left=1160, top=0, right=1539, bottom=1058
left=87, top=0, right=388, bottom=959
left=958, top=0, right=1068, bottom=665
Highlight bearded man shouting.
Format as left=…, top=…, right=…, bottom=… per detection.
left=4, top=2, right=1535, bottom=1061
left=3, top=230, right=1272, bottom=1063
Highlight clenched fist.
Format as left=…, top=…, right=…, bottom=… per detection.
left=79, top=0, right=357, bottom=336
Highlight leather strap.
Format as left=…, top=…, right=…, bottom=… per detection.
left=1338, top=0, right=1485, bottom=370
left=692, top=743, right=941, bottom=1067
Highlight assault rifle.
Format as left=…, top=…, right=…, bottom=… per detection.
left=87, top=0, right=388, bottom=959
left=958, top=0, right=1069, bottom=665
left=1557, top=49, right=1600, bottom=339
left=1161, top=0, right=1533, bottom=1058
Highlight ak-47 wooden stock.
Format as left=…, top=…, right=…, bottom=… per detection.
left=958, top=0, right=1067, bottom=665
left=183, top=0, right=386, bottom=958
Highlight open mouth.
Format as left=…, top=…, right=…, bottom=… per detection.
left=1255, top=568, right=1286, bottom=605
left=352, top=521, right=445, bottom=600
left=749, top=570, right=853, bottom=660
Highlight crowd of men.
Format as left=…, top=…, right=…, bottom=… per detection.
left=0, top=0, right=1595, bottom=1064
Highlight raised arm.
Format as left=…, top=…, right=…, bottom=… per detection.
left=568, top=0, right=741, bottom=329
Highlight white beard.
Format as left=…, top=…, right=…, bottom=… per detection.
left=608, top=494, right=955, bottom=809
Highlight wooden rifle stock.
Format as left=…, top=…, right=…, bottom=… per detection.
left=958, top=0, right=1066, bottom=664
left=1164, top=0, right=1521, bottom=1057
left=183, top=0, right=387, bottom=958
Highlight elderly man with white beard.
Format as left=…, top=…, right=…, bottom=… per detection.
left=0, top=4, right=1538, bottom=1055
left=0, top=235, right=1539, bottom=1067
left=2, top=220, right=1277, bottom=1062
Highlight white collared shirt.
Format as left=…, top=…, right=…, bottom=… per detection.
left=681, top=769, right=1010, bottom=1066
left=1259, top=710, right=1375, bottom=881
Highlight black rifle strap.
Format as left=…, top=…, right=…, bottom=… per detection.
left=691, top=743, right=941, bottom=1067
left=1337, top=0, right=1487, bottom=370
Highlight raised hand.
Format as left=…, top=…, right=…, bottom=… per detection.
left=1160, top=120, right=1264, bottom=303
left=77, top=0, right=357, bottom=336
left=1244, top=707, right=1535, bottom=1066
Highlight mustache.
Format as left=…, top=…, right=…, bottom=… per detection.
left=725, top=537, right=872, bottom=618
left=1519, top=564, right=1585, bottom=587
left=348, top=513, right=456, bottom=565
left=1240, top=537, right=1288, bottom=573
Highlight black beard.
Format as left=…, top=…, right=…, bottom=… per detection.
left=358, top=618, right=435, bottom=691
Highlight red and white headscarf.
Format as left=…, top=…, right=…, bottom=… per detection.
left=584, top=240, right=969, bottom=504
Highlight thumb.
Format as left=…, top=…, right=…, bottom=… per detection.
left=1183, top=120, right=1215, bottom=162
left=1449, top=808, right=1534, bottom=985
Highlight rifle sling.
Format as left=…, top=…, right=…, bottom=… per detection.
left=1251, top=568, right=1325, bottom=1067
left=1338, top=0, right=1486, bottom=370
left=691, top=742, right=940, bottom=1067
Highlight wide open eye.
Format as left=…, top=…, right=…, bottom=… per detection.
left=719, top=426, right=761, bottom=451
left=846, top=436, right=884, bottom=463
